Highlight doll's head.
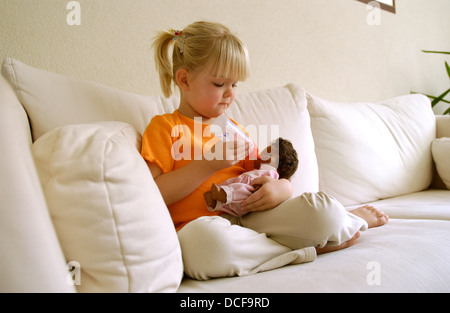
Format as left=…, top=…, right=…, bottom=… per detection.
left=153, top=21, right=250, bottom=98
left=259, top=138, right=299, bottom=180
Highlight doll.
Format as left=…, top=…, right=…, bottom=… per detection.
left=203, top=137, right=299, bottom=217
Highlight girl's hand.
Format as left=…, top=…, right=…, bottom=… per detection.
left=241, top=177, right=293, bottom=213
left=202, top=136, right=249, bottom=172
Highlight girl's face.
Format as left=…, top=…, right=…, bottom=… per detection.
left=182, top=71, right=238, bottom=122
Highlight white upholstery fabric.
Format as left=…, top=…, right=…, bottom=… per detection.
left=1, top=58, right=179, bottom=140
left=178, top=189, right=450, bottom=293
left=179, top=219, right=450, bottom=293
left=32, top=121, right=183, bottom=292
left=345, top=189, right=450, bottom=220
left=0, top=75, right=75, bottom=293
left=307, top=93, right=436, bottom=206
left=228, top=83, right=319, bottom=196
left=432, top=138, right=450, bottom=189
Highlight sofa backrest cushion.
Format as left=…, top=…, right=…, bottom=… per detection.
left=32, top=121, right=183, bottom=292
left=1, top=58, right=319, bottom=196
left=307, top=93, right=436, bottom=206
left=228, top=83, right=319, bottom=196
left=1, top=58, right=179, bottom=140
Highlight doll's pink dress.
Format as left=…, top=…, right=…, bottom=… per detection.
left=206, top=165, right=279, bottom=217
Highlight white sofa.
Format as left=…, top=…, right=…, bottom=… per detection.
left=1, top=58, right=450, bottom=293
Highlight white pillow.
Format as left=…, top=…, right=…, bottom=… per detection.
left=230, top=83, right=319, bottom=196
left=432, top=138, right=450, bottom=189
left=1, top=58, right=179, bottom=141
left=307, top=93, right=436, bottom=206
left=32, top=121, right=183, bottom=292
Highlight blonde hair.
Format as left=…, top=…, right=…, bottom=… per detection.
left=153, top=21, right=250, bottom=97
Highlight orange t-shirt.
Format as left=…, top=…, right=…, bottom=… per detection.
left=141, top=110, right=255, bottom=231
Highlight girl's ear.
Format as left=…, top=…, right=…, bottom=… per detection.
left=176, top=68, right=190, bottom=92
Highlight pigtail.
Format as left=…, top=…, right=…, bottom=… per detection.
left=153, top=31, right=176, bottom=98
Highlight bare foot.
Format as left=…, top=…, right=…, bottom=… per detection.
left=350, top=205, right=389, bottom=228
left=316, top=232, right=360, bottom=255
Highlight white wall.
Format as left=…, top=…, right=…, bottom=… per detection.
left=1, top=0, right=449, bottom=113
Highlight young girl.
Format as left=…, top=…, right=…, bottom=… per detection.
left=141, top=21, right=388, bottom=280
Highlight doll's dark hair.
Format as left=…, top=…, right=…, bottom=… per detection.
left=276, top=138, right=299, bottom=180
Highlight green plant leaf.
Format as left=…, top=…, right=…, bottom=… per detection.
left=422, top=50, right=450, bottom=55
left=431, top=88, right=450, bottom=106
left=446, top=61, right=450, bottom=80
left=420, top=50, right=450, bottom=114
left=411, top=91, right=450, bottom=104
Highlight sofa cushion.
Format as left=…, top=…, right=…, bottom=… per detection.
left=32, top=121, right=183, bottom=292
left=432, top=138, right=450, bottom=189
left=228, top=83, right=319, bottom=196
left=178, top=216, right=450, bottom=292
left=307, top=93, right=436, bottom=206
left=1, top=58, right=179, bottom=140
left=2, top=58, right=319, bottom=197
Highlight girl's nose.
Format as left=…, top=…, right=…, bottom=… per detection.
left=224, top=86, right=234, bottom=99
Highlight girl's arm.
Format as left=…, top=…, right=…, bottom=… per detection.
left=240, top=176, right=293, bottom=212
left=148, top=139, right=249, bottom=206
left=148, top=161, right=216, bottom=206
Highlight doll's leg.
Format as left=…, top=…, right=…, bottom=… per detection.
left=204, top=183, right=229, bottom=208
left=239, top=192, right=368, bottom=250
left=211, top=183, right=227, bottom=203
left=177, top=216, right=316, bottom=280
left=204, top=181, right=254, bottom=209
left=204, top=176, right=246, bottom=208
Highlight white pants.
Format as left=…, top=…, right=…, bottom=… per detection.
left=177, top=192, right=367, bottom=280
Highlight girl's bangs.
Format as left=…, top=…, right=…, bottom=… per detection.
left=206, top=39, right=249, bottom=81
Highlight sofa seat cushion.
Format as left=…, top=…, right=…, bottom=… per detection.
left=32, top=121, right=183, bottom=292
left=307, top=93, right=436, bottom=206
left=345, top=189, right=450, bottom=221
left=178, top=216, right=450, bottom=293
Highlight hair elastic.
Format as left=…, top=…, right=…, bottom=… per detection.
left=171, top=29, right=186, bottom=54
left=171, top=29, right=183, bottom=40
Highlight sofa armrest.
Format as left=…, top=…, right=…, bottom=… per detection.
left=431, top=115, right=450, bottom=190
left=0, top=73, right=75, bottom=292
left=436, top=115, right=450, bottom=138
